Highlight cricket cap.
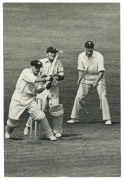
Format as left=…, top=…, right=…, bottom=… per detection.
left=84, top=41, right=94, bottom=48
left=30, top=60, right=42, bottom=67
left=46, top=46, right=59, bottom=53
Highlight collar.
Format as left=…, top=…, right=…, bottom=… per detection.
left=84, top=51, right=96, bottom=58
left=45, top=58, right=49, bottom=63
left=30, top=67, right=38, bottom=76
left=45, top=58, right=58, bottom=64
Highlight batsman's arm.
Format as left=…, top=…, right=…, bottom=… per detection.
left=36, top=81, right=52, bottom=93
left=36, top=82, right=45, bottom=94
left=36, top=87, right=45, bottom=94
left=35, top=75, right=53, bottom=83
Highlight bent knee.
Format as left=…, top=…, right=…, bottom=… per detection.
left=31, top=108, right=45, bottom=121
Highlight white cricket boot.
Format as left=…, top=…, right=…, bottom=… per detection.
left=5, top=125, right=14, bottom=139
left=67, top=119, right=79, bottom=124
left=55, top=133, right=62, bottom=138
left=5, top=132, right=11, bottom=139
left=24, top=127, right=30, bottom=135
left=105, top=120, right=112, bottom=125
left=49, top=135, right=57, bottom=141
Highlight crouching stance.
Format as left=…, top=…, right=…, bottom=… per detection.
left=67, top=41, right=111, bottom=125
left=5, top=60, right=57, bottom=141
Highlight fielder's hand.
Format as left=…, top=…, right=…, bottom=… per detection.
left=92, top=81, right=98, bottom=88
left=53, top=74, right=60, bottom=80
left=77, top=77, right=82, bottom=87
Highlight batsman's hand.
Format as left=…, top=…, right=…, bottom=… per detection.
left=45, top=75, right=53, bottom=81
left=46, top=81, right=52, bottom=89
left=36, top=87, right=45, bottom=94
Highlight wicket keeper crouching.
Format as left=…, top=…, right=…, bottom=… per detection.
left=5, top=60, right=57, bottom=141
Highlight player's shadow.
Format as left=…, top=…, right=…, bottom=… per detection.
left=6, top=137, right=23, bottom=141
left=62, top=134, right=82, bottom=137
left=39, top=134, right=83, bottom=140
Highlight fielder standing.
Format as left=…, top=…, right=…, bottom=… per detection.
left=24, top=47, right=64, bottom=138
left=5, top=60, right=57, bottom=141
left=67, top=41, right=112, bottom=125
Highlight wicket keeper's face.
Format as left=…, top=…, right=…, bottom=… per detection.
left=85, top=47, right=94, bottom=57
left=32, top=66, right=40, bottom=76
left=47, top=51, right=56, bottom=62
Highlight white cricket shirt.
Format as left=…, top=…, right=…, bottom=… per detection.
left=39, top=58, right=64, bottom=76
left=15, top=68, right=38, bottom=95
left=77, top=50, right=105, bottom=85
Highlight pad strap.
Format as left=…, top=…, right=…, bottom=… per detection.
left=49, top=104, right=64, bottom=117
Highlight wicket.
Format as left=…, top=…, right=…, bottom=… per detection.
left=29, top=117, right=41, bottom=139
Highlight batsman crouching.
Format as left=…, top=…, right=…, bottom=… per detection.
left=5, top=60, right=57, bottom=141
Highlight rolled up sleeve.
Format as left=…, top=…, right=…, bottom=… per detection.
left=58, top=61, right=64, bottom=76
left=98, top=55, right=105, bottom=72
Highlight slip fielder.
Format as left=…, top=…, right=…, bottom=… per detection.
left=67, top=41, right=111, bottom=125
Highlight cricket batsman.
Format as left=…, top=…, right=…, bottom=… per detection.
left=5, top=60, right=57, bottom=141
left=24, top=47, right=64, bottom=138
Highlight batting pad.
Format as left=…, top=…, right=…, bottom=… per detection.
left=49, top=104, right=64, bottom=117
left=49, top=104, right=64, bottom=134
left=40, top=117, right=53, bottom=138
left=53, top=116, right=63, bottom=134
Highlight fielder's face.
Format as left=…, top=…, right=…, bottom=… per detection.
left=32, top=66, right=40, bottom=76
left=47, top=51, right=56, bottom=62
left=85, top=47, right=94, bottom=57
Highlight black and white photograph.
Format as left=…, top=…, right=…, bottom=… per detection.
left=2, top=0, right=122, bottom=178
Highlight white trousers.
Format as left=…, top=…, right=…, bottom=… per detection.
left=9, top=92, right=45, bottom=120
left=8, top=92, right=53, bottom=137
left=70, top=83, right=111, bottom=121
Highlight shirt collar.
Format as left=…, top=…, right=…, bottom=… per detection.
left=45, top=57, right=58, bottom=64
left=45, top=58, right=49, bottom=63
left=84, top=51, right=96, bottom=58
left=30, top=68, right=38, bottom=76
